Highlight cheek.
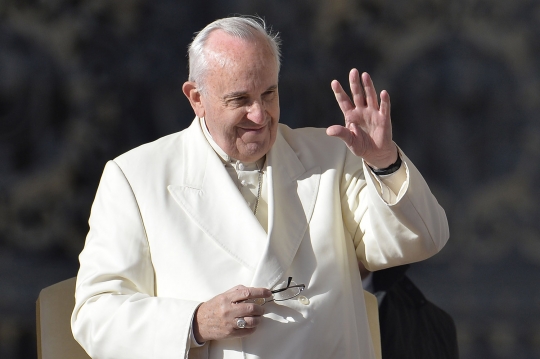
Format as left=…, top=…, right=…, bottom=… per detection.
left=270, top=123, right=279, bottom=143
left=269, top=100, right=280, bottom=121
left=223, top=118, right=244, bottom=141
left=270, top=106, right=280, bottom=129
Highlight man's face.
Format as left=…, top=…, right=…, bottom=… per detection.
left=185, top=30, right=280, bottom=163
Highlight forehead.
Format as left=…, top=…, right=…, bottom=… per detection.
left=203, top=30, right=278, bottom=93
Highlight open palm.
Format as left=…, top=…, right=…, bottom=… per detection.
left=327, top=69, right=397, bottom=169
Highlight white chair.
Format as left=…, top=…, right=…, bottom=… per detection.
left=363, top=289, right=382, bottom=359
left=36, top=277, right=90, bottom=359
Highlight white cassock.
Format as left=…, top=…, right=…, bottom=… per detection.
left=72, top=117, right=449, bottom=359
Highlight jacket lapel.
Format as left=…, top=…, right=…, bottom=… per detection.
left=250, top=130, right=320, bottom=288
left=168, top=119, right=267, bottom=270
left=168, top=120, right=321, bottom=284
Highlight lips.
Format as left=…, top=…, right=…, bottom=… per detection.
left=242, top=127, right=264, bottom=133
left=238, top=125, right=267, bottom=135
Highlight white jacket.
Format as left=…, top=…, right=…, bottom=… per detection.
left=72, top=118, right=449, bottom=359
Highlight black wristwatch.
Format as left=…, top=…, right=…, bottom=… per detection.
left=368, top=154, right=402, bottom=176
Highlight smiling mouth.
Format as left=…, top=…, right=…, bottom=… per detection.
left=239, top=125, right=267, bottom=134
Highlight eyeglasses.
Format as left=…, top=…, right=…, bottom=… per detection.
left=249, top=277, right=306, bottom=306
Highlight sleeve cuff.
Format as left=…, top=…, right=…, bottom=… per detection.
left=365, top=158, right=408, bottom=205
left=189, top=306, right=205, bottom=348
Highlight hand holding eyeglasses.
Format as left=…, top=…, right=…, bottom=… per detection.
left=193, top=278, right=305, bottom=343
left=243, top=277, right=306, bottom=305
left=193, top=285, right=272, bottom=343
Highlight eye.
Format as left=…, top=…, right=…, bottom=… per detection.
left=226, top=96, right=249, bottom=107
left=262, top=90, right=276, bottom=101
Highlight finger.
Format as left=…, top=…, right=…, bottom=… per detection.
left=331, top=79, right=355, bottom=115
left=238, top=315, right=263, bottom=329
left=229, top=285, right=272, bottom=304
left=231, top=317, right=257, bottom=337
left=349, top=69, right=366, bottom=108
left=235, top=301, right=266, bottom=318
left=380, top=90, right=391, bottom=118
left=361, top=72, right=379, bottom=110
left=326, top=125, right=353, bottom=147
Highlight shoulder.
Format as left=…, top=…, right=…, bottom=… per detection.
left=113, top=120, right=200, bottom=171
left=276, top=124, right=363, bottom=173
left=278, top=123, right=336, bottom=144
left=115, top=131, right=182, bottom=163
left=277, top=123, right=347, bottom=156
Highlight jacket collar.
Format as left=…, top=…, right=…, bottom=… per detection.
left=168, top=118, right=320, bottom=288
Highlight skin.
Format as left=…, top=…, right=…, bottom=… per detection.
left=327, top=69, right=398, bottom=169
left=182, top=29, right=397, bottom=344
left=183, top=30, right=280, bottom=163
left=192, top=285, right=272, bottom=342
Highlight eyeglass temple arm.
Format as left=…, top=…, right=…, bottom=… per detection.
left=270, top=277, right=306, bottom=294
left=270, top=277, right=293, bottom=294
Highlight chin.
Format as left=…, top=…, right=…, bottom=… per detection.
left=238, top=144, right=268, bottom=162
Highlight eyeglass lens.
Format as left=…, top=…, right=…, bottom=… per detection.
left=271, top=277, right=305, bottom=301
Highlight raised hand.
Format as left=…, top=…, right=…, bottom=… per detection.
left=327, top=69, right=398, bottom=169
left=193, top=285, right=272, bottom=343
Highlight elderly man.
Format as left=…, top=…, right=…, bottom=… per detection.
left=71, top=16, right=449, bottom=359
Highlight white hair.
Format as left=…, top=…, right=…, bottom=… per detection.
left=187, top=16, right=281, bottom=93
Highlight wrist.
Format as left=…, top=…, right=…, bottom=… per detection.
left=367, top=153, right=402, bottom=176
left=192, top=305, right=206, bottom=344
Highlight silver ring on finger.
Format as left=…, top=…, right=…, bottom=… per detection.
left=236, top=317, right=247, bottom=329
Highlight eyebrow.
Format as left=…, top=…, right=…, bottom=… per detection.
left=223, top=85, right=278, bottom=100
left=264, top=85, right=279, bottom=93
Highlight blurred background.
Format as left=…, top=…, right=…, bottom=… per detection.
left=1, top=0, right=540, bottom=358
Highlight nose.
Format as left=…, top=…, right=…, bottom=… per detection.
left=246, top=101, right=266, bottom=124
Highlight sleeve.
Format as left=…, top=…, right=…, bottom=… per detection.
left=71, top=161, right=204, bottom=359
left=340, top=148, right=449, bottom=271
left=367, top=160, right=408, bottom=204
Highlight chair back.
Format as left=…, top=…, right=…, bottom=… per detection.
left=36, top=277, right=91, bottom=359
left=363, top=290, right=382, bottom=359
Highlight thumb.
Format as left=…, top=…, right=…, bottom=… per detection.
left=326, top=125, right=352, bottom=146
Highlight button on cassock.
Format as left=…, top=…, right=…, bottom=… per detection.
left=298, top=296, right=309, bottom=305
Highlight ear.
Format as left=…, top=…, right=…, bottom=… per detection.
left=182, top=81, right=205, bottom=118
